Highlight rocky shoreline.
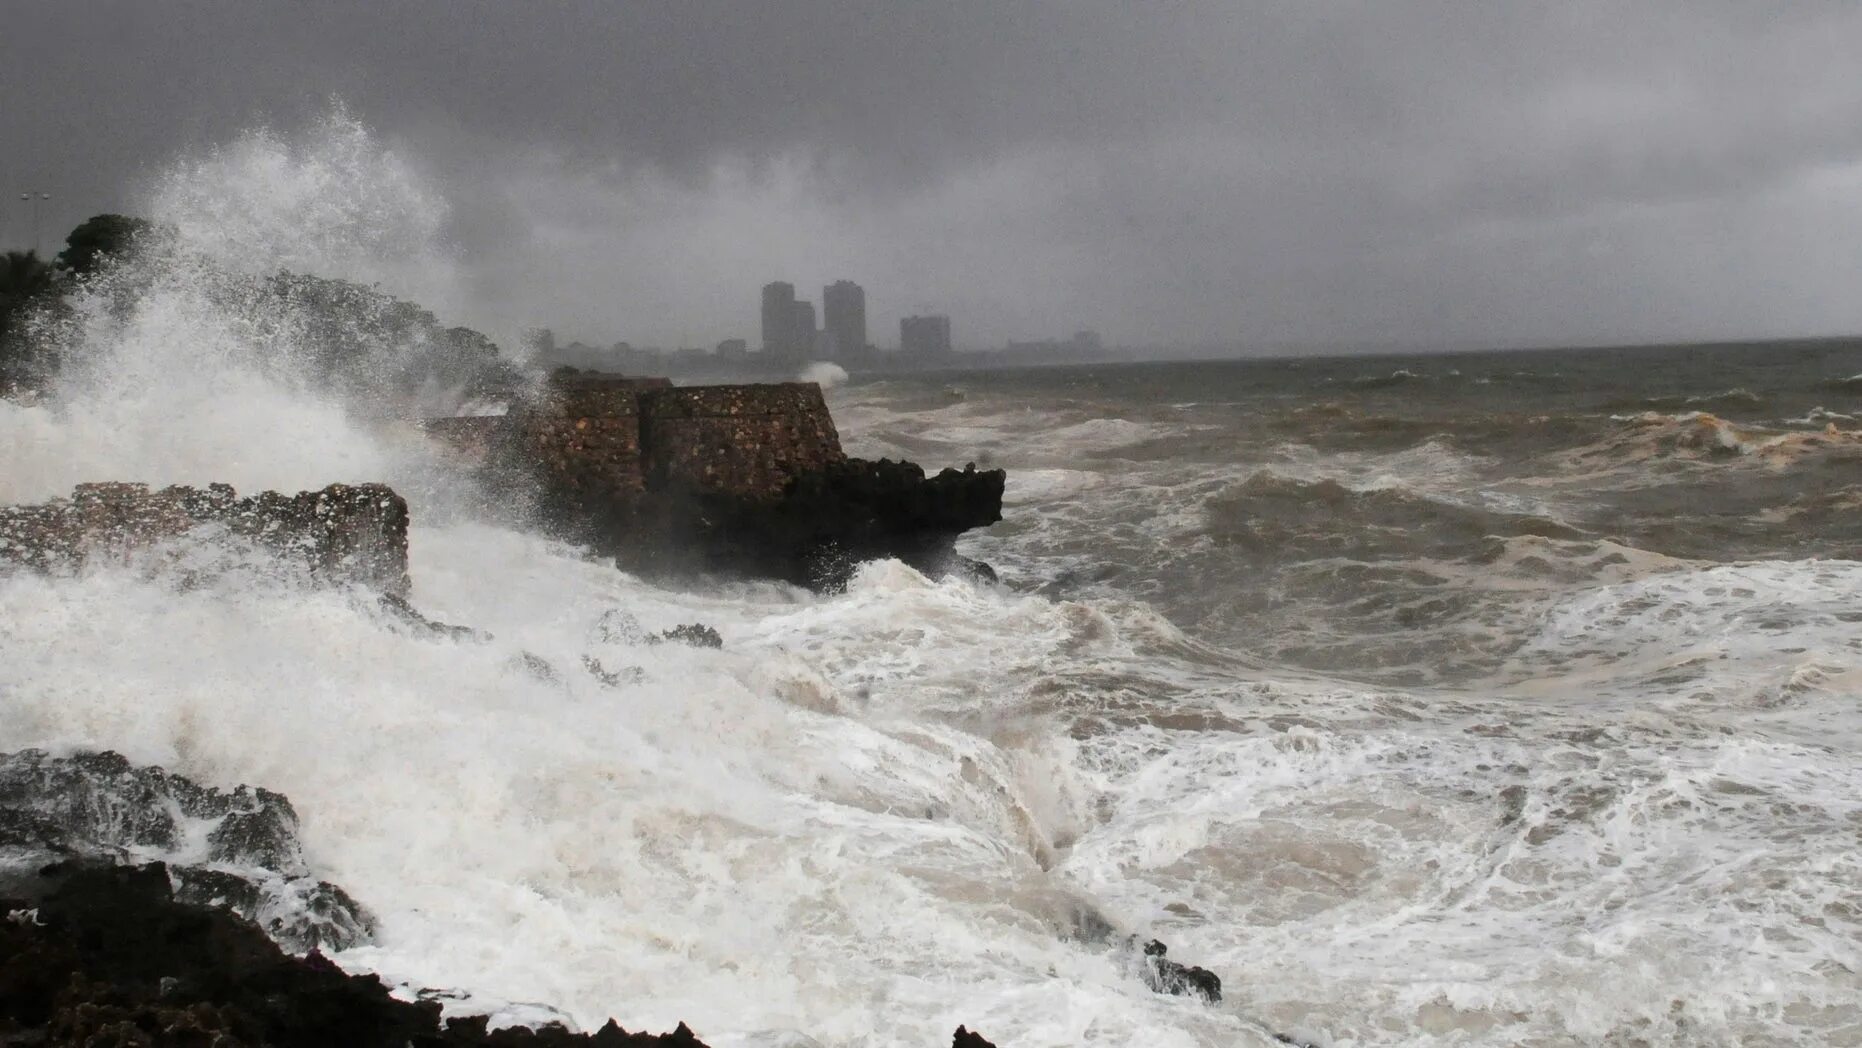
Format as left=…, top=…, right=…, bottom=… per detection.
left=0, top=748, right=1242, bottom=1047
left=0, top=380, right=1232, bottom=1046
left=0, top=750, right=1013, bottom=1048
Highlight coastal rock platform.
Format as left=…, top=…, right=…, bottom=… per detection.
left=0, top=482, right=411, bottom=596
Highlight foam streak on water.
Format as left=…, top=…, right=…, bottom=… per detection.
left=7, top=112, right=1862, bottom=1047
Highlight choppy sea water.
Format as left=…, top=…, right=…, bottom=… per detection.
left=5, top=113, right=1862, bottom=1047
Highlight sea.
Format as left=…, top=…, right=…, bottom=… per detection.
left=5, top=114, right=1862, bottom=1047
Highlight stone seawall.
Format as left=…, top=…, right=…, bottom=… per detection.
left=430, top=378, right=846, bottom=504
left=640, top=384, right=844, bottom=497
left=0, top=482, right=411, bottom=595
left=426, top=375, right=1003, bottom=587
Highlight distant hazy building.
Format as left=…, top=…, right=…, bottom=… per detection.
left=761, top=282, right=797, bottom=356
left=901, top=314, right=952, bottom=356
left=791, top=300, right=816, bottom=356
left=716, top=338, right=748, bottom=358
left=823, top=280, right=867, bottom=358
left=1006, top=331, right=1108, bottom=361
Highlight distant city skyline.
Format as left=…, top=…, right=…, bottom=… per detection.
left=12, top=6, right=1861, bottom=350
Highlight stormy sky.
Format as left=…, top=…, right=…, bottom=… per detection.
left=4, top=2, right=1861, bottom=351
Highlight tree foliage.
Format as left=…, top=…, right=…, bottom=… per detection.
left=57, top=214, right=156, bottom=278
left=0, top=250, right=61, bottom=392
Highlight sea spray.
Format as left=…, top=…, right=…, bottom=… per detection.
left=0, top=110, right=1258, bottom=1046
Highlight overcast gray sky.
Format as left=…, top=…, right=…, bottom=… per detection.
left=4, top=1, right=1861, bottom=350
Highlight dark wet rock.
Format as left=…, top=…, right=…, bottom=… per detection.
left=952, top=1026, right=998, bottom=1048
left=1138, top=939, right=1222, bottom=1004
left=0, top=861, right=713, bottom=1047
left=596, top=614, right=722, bottom=650
left=0, top=750, right=372, bottom=953
left=0, top=482, right=412, bottom=597
left=655, top=624, right=722, bottom=649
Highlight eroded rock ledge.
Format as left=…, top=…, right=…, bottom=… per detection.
left=0, top=750, right=370, bottom=954
left=428, top=375, right=1005, bottom=588
left=0, top=862, right=712, bottom=1048
left=0, top=482, right=411, bottom=596
left=0, top=751, right=1009, bottom=1047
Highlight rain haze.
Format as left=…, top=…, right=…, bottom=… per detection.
left=12, top=7, right=1862, bottom=1048
left=5, top=1, right=1862, bottom=351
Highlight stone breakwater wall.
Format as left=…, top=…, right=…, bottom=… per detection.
left=0, top=482, right=411, bottom=596
left=429, top=377, right=845, bottom=503
left=425, top=375, right=1003, bottom=587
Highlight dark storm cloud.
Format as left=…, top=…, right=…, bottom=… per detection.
left=4, top=1, right=1861, bottom=348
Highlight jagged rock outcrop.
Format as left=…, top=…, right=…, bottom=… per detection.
left=0, top=862, right=712, bottom=1047
left=426, top=374, right=1004, bottom=589
left=1138, top=939, right=1222, bottom=1004
left=0, top=482, right=411, bottom=595
left=0, top=750, right=372, bottom=954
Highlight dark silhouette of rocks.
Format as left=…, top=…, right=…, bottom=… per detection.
left=952, top=1026, right=999, bottom=1048
left=0, top=861, right=712, bottom=1048
left=656, top=623, right=722, bottom=648
left=0, top=750, right=371, bottom=954
left=0, top=482, right=411, bottom=596
left=428, top=374, right=1005, bottom=589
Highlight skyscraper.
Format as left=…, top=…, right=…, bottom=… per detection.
left=823, top=280, right=866, bottom=358
left=791, top=300, right=816, bottom=357
left=900, top=314, right=952, bottom=356
left=761, top=282, right=796, bottom=355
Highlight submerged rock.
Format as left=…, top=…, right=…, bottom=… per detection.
left=0, top=750, right=372, bottom=953
left=0, top=481, right=411, bottom=596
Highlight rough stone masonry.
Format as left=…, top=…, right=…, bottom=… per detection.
left=425, top=374, right=1004, bottom=587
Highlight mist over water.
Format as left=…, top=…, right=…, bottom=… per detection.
left=6, top=112, right=1862, bottom=1048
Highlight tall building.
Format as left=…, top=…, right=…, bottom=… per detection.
left=761, top=282, right=796, bottom=355
left=900, top=314, right=952, bottom=356
left=823, top=280, right=866, bottom=358
left=791, top=300, right=816, bottom=357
